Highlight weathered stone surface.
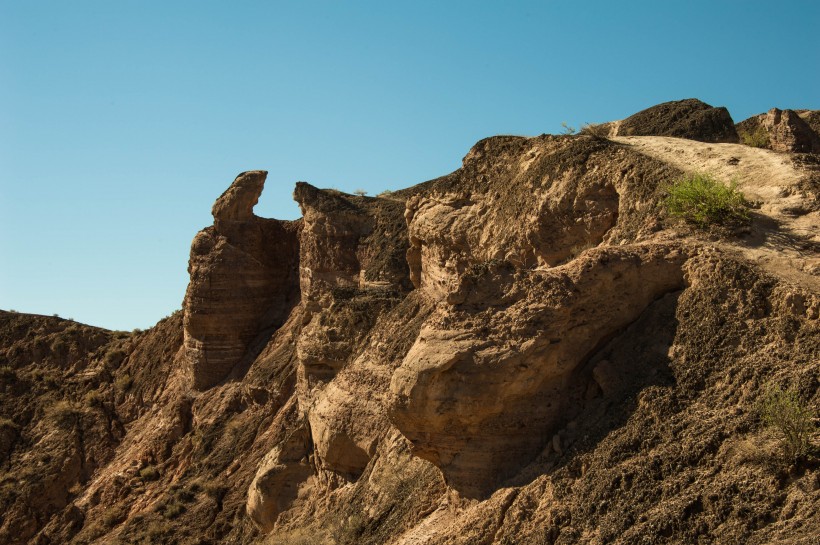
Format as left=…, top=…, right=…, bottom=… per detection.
left=247, top=399, right=314, bottom=533
left=183, top=171, right=301, bottom=390
left=797, top=109, right=820, bottom=136
left=406, top=135, right=678, bottom=301
left=737, top=108, right=820, bottom=153
left=292, top=183, right=413, bottom=478
left=389, top=244, right=688, bottom=497
left=6, top=100, right=820, bottom=545
left=615, top=98, right=739, bottom=143
left=761, top=108, right=820, bottom=153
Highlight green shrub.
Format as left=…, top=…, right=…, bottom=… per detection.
left=740, top=125, right=770, bottom=148
left=102, top=505, right=126, bottom=528
left=103, top=348, right=127, bottom=367
left=760, top=386, right=815, bottom=462
left=665, top=173, right=749, bottom=227
left=50, top=337, right=68, bottom=355
left=160, top=500, right=185, bottom=519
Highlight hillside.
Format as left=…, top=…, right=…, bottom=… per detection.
left=1, top=99, right=818, bottom=545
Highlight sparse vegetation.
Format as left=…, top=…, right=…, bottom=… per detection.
left=566, top=241, right=597, bottom=262
left=354, top=189, right=368, bottom=196
left=159, top=500, right=185, bottom=519
left=0, top=417, right=18, bottom=430
left=560, top=121, right=576, bottom=135
left=579, top=122, right=609, bottom=138
left=49, top=337, right=68, bottom=355
left=0, top=365, right=16, bottom=381
left=759, top=386, right=816, bottom=463
left=83, top=389, right=105, bottom=407
left=139, top=465, right=160, bottom=481
left=740, top=125, right=770, bottom=148
left=104, top=347, right=127, bottom=366
left=115, top=373, right=133, bottom=393
left=665, top=173, right=750, bottom=227
left=45, top=400, right=82, bottom=427
left=102, top=505, right=126, bottom=528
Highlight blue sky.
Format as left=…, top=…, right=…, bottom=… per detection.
left=1, top=1, right=819, bottom=330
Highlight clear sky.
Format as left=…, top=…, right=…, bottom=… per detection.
left=1, top=1, right=818, bottom=330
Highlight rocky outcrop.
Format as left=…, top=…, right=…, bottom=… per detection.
left=293, top=183, right=415, bottom=480
left=247, top=398, right=314, bottom=533
left=405, top=135, right=678, bottom=301
left=390, top=244, right=688, bottom=497
left=183, top=171, right=301, bottom=390
left=615, top=98, right=739, bottom=143
left=797, top=109, right=820, bottom=135
left=737, top=108, right=820, bottom=153
left=4, top=99, right=820, bottom=545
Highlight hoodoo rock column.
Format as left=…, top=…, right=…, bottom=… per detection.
left=183, top=171, right=301, bottom=390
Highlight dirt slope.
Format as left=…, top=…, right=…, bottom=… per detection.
left=613, top=135, right=820, bottom=288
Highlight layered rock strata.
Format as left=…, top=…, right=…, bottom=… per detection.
left=4, top=99, right=819, bottom=545
left=183, top=170, right=301, bottom=390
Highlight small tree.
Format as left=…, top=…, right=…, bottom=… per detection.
left=353, top=189, right=367, bottom=196
left=760, top=386, right=815, bottom=462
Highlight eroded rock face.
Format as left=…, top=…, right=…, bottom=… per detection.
left=406, top=135, right=678, bottom=301
left=797, top=109, right=820, bottom=135
left=615, top=98, right=739, bottom=143
left=736, top=108, right=820, bottom=153
left=247, top=399, right=314, bottom=533
left=760, top=108, right=820, bottom=153
left=184, top=171, right=301, bottom=390
left=390, top=244, right=688, bottom=497
left=9, top=100, right=820, bottom=545
left=293, top=183, right=413, bottom=478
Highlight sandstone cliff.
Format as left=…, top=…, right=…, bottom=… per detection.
left=1, top=99, right=819, bottom=545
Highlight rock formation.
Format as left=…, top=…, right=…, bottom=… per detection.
left=183, top=170, right=301, bottom=390
left=736, top=107, right=820, bottom=153
left=2, top=99, right=819, bottom=545
left=613, top=98, right=739, bottom=143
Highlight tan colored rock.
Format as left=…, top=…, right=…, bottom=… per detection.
left=247, top=403, right=315, bottom=533
left=183, top=171, right=301, bottom=390
left=761, top=108, right=820, bottom=153
left=405, top=135, right=678, bottom=302
left=737, top=108, right=820, bottom=153
left=7, top=100, right=820, bottom=545
left=390, top=244, right=688, bottom=497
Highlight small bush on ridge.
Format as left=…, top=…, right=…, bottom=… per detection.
left=665, top=173, right=749, bottom=227
left=760, top=386, right=815, bottom=463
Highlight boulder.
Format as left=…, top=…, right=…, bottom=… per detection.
left=616, top=98, right=739, bottom=143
